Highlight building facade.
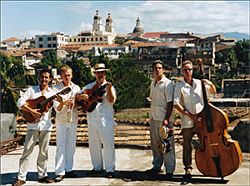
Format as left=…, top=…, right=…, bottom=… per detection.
left=35, top=32, right=69, bottom=49
left=68, top=10, right=116, bottom=46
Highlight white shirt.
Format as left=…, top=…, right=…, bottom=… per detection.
left=173, top=78, right=211, bottom=129
left=52, top=81, right=81, bottom=125
left=150, top=76, right=175, bottom=122
left=17, top=85, right=55, bottom=131
left=80, top=80, right=116, bottom=127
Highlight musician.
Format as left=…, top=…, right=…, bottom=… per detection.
left=52, top=66, right=81, bottom=182
left=173, top=60, right=216, bottom=178
left=145, top=60, right=176, bottom=179
left=76, top=63, right=116, bottom=178
left=12, top=69, right=60, bottom=186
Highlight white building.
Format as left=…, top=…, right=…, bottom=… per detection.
left=68, top=10, right=117, bottom=46
left=2, top=37, right=20, bottom=47
left=35, top=32, right=69, bottom=49
left=92, top=45, right=129, bottom=59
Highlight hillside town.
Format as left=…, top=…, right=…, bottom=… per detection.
left=1, top=9, right=250, bottom=186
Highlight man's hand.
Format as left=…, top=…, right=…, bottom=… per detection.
left=189, top=113, right=202, bottom=124
left=163, top=119, right=169, bottom=126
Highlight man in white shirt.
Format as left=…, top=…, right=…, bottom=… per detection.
left=52, top=66, right=81, bottom=182
left=146, top=60, right=176, bottom=179
left=173, top=60, right=216, bottom=178
left=76, top=63, right=116, bottom=178
left=12, top=69, right=60, bottom=186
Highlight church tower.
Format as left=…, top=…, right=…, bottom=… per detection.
left=105, top=13, right=114, bottom=33
left=93, top=10, right=103, bottom=32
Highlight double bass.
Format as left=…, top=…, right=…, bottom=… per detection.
left=195, top=58, right=242, bottom=178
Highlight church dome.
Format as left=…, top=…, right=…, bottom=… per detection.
left=94, top=10, right=101, bottom=20
left=106, top=13, right=113, bottom=23
left=133, top=17, right=144, bottom=34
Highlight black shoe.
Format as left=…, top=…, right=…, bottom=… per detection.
left=54, top=175, right=64, bottom=182
left=166, top=173, right=173, bottom=179
left=106, top=172, right=114, bottom=178
left=12, top=179, right=26, bottom=186
left=145, top=168, right=161, bottom=175
left=65, top=171, right=77, bottom=178
left=39, top=176, right=54, bottom=183
left=86, top=169, right=103, bottom=175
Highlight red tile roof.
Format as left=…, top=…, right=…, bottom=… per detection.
left=2, top=37, right=20, bottom=42
left=142, top=32, right=169, bottom=38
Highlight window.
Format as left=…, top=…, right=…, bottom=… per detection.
left=53, top=44, right=56, bottom=47
left=100, top=37, right=102, bottom=41
left=39, top=38, right=43, bottom=41
left=74, top=39, right=76, bottom=42
left=69, top=39, right=72, bottom=42
left=48, top=37, right=51, bottom=41
left=91, top=38, right=93, bottom=41
left=82, top=38, right=85, bottom=42
left=87, top=38, right=89, bottom=41
left=48, top=44, right=51, bottom=47
left=78, top=38, right=80, bottom=42
left=96, top=38, right=98, bottom=41
left=39, top=44, right=43, bottom=48
left=104, top=37, right=107, bottom=41
left=53, top=37, right=56, bottom=41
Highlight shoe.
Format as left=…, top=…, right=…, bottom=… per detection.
left=54, top=175, right=64, bottom=182
left=39, top=176, right=54, bottom=183
left=12, top=179, right=25, bottom=186
left=65, top=171, right=77, bottom=178
left=166, top=173, right=173, bottom=179
left=184, top=167, right=192, bottom=180
left=145, top=168, right=161, bottom=175
left=106, top=172, right=114, bottom=178
left=86, top=169, right=103, bottom=175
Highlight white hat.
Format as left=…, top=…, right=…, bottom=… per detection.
left=94, top=63, right=110, bottom=72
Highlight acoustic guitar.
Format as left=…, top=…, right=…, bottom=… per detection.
left=80, top=83, right=106, bottom=112
left=22, top=87, right=71, bottom=123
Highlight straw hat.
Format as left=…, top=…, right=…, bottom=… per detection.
left=94, top=63, right=110, bottom=72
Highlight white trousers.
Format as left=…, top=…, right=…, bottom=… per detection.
left=88, top=123, right=115, bottom=173
left=18, top=130, right=51, bottom=181
left=150, top=119, right=176, bottom=173
left=55, top=123, right=77, bottom=176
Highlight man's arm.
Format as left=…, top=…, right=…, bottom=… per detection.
left=106, top=82, right=115, bottom=103
left=173, top=104, right=202, bottom=124
left=163, top=101, right=173, bottom=126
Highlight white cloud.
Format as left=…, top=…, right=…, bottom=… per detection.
left=101, top=1, right=249, bottom=34
left=19, top=30, right=50, bottom=39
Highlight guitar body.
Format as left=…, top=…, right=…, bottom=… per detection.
left=21, top=87, right=71, bottom=123
left=81, top=83, right=106, bottom=112
left=22, top=96, right=52, bottom=123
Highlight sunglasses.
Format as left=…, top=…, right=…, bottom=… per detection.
left=183, top=68, right=193, bottom=72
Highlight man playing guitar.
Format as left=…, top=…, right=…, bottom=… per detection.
left=12, top=69, right=62, bottom=186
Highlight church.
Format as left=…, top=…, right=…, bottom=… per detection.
left=68, top=10, right=117, bottom=46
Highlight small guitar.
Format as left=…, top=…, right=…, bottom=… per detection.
left=22, top=87, right=71, bottom=123
left=80, top=83, right=106, bottom=112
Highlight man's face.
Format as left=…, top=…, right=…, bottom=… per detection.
left=95, top=70, right=106, bottom=84
left=61, top=69, right=72, bottom=84
left=153, top=63, right=164, bottom=78
left=182, top=63, right=193, bottom=79
left=40, top=72, right=51, bottom=86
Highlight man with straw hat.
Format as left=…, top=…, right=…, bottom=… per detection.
left=76, top=63, right=116, bottom=178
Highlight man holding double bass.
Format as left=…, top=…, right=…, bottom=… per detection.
left=12, top=69, right=63, bottom=186
left=76, top=63, right=116, bottom=178
left=173, top=60, right=216, bottom=178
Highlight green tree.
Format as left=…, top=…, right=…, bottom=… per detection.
left=67, top=56, right=95, bottom=88
left=1, top=53, right=38, bottom=115
left=38, top=50, right=60, bottom=67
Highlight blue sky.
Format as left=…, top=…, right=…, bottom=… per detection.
left=1, top=1, right=249, bottom=40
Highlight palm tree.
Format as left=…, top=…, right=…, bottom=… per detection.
left=1, top=53, right=38, bottom=115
